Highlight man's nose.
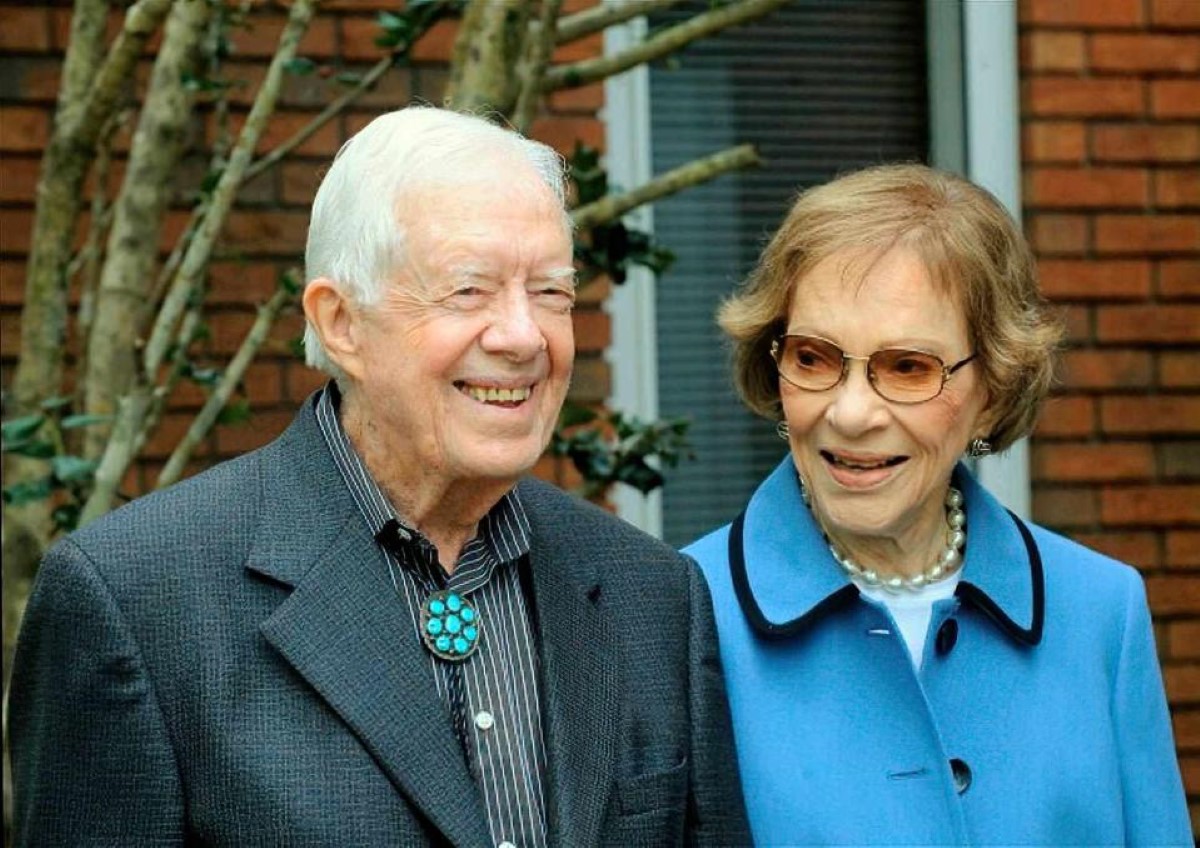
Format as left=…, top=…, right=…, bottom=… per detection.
left=482, top=288, right=546, bottom=361
left=824, top=359, right=889, bottom=435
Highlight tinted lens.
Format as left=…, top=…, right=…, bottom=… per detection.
left=870, top=349, right=944, bottom=401
left=777, top=336, right=844, bottom=389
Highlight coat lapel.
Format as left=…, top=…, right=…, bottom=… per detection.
left=246, top=403, right=491, bottom=847
left=523, top=484, right=620, bottom=848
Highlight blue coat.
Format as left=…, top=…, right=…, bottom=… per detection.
left=686, top=458, right=1190, bottom=846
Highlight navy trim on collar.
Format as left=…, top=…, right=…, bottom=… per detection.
left=955, top=509, right=1045, bottom=646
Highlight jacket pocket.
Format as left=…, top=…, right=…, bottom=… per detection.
left=613, top=756, right=689, bottom=817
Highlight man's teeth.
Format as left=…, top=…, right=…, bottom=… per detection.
left=462, top=385, right=532, bottom=404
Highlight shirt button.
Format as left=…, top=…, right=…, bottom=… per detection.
left=936, top=618, right=959, bottom=655
left=949, top=757, right=972, bottom=794
left=474, top=710, right=495, bottom=731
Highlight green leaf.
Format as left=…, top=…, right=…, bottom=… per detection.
left=288, top=336, right=306, bottom=360
left=52, top=503, right=81, bottom=532
left=217, top=398, right=252, bottom=426
left=284, top=57, right=316, bottom=76
left=7, top=439, right=56, bottom=459
left=335, top=71, right=364, bottom=87
left=39, top=395, right=73, bottom=411
left=2, top=414, right=45, bottom=444
left=2, top=477, right=56, bottom=506
left=51, top=455, right=98, bottom=484
left=60, top=413, right=114, bottom=430
left=558, top=403, right=598, bottom=429
left=278, top=268, right=302, bottom=296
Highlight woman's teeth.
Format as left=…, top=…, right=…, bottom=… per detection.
left=822, top=451, right=904, bottom=470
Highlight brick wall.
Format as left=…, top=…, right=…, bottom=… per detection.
left=0, top=0, right=603, bottom=492
left=1020, top=0, right=1200, bottom=830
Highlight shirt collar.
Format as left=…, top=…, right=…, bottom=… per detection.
left=734, top=457, right=1043, bottom=646
left=313, top=382, right=532, bottom=567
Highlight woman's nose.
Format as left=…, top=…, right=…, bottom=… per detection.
left=824, top=359, right=889, bottom=435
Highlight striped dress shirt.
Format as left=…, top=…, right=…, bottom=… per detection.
left=315, top=386, right=548, bottom=848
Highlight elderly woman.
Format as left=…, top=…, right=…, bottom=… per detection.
left=685, top=164, right=1190, bottom=845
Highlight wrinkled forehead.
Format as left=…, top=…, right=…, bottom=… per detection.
left=792, top=237, right=964, bottom=308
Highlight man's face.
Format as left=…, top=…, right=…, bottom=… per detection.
left=342, top=171, right=576, bottom=489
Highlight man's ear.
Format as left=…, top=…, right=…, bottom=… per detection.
left=303, top=278, right=366, bottom=382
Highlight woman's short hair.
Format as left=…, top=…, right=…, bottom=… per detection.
left=718, top=163, right=1063, bottom=453
left=302, top=106, right=570, bottom=379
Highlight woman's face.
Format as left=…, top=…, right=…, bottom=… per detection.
left=779, top=246, right=992, bottom=555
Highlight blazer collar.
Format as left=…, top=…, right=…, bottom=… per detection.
left=518, top=478, right=620, bottom=848
left=735, top=458, right=1044, bottom=646
left=244, top=397, right=492, bottom=847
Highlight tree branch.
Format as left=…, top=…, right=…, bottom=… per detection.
left=155, top=289, right=293, bottom=489
left=511, top=0, right=564, bottom=133
left=143, top=0, right=319, bottom=380
left=555, top=0, right=686, bottom=45
left=446, top=0, right=533, bottom=114
left=571, top=143, right=761, bottom=230
left=544, top=0, right=790, bottom=91
left=78, top=387, right=156, bottom=527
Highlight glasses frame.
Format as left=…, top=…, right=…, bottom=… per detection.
left=769, top=334, right=977, bottom=405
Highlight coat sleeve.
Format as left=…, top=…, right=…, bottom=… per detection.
left=10, top=539, right=185, bottom=847
left=683, top=558, right=753, bottom=847
left=1111, top=571, right=1191, bottom=846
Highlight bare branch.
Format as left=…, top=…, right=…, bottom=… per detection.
left=56, top=0, right=109, bottom=130
left=555, top=0, right=686, bottom=45
left=79, top=387, right=157, bottom=528
left=446, top=0, right=534, bottom=114
left=571, top=143, right=761, bottom=231
left=144, top=0, right=319, bottom=379
left=544, top=0, right=790, bottom=91
left=155, top=289, right=293, bottom=489
left=511, top=0, right=565, bottom=134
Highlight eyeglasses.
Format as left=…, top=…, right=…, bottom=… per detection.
left=770, top=334, right=977, bottom=404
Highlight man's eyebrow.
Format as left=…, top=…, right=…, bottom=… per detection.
left=536, top=266, right=578, bottom=284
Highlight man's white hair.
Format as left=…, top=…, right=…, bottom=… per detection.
left=302, top=106, right=571, bottom=378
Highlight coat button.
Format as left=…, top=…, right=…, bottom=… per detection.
left=936, top=618, right=959, bottom=655
left=949, top=758, right=972, bottom=794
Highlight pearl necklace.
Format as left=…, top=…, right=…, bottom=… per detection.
left=800, top=481, right=967, bottom=593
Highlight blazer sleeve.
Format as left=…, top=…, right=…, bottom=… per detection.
left=1111, top=571, right=1191, bottom=846
left=684, top=558, right=753, bottom=847
left=10, top=539, right=184, bottom=847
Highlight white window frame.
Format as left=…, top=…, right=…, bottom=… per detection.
left=603, top=1, right=1028, bottom=536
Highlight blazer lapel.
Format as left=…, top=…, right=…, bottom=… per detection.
left=524, top=494, right=620, bottom=848
left=246, top=405, right=491, bottom=847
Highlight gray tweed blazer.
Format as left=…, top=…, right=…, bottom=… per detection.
left=10, top=396, right=750, bottom=847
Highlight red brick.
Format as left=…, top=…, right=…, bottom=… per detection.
left=1090, top=34, right=1200, bottom=72
left=0, top=209, right=34, bottom=254
left=1060, top=348, right=1154, bottom=388
left=552, top=31, right=603, bottom=64
left=1102, top=395, right=1200, bottom=434
left=1026, top=78, right=1144, bottom=118
left=1033, top=441, right=1154, bottom=481
left=219, top=210, right=310, bottom=256
left=214, top=408, right=297, bottom=456
left=1022, top=121, right=1087, bottom=163
left=228, top=13, right=336, bottom=59
left=548, top=83, right=605, bottom=114
left=1027, top=166, right=1149, bottom=208
left=1170, top=622, right=1200, bottom=660
left=1092, top=124, right=1200, bottom=163
left=530, top=116, right=604, bottom=156
left=1021, top=0, right=1143, bottom=26
left=572, top=307, right=610, bottom=352
left=280, top=161, right=323, bottom=205
left=1036, top=395, right=1097, bottom=437
left=1156, top=169, right=1200, bottom=209
left=1021, top=31, right=1085, bottom=72
left=1026, top=214, right=1089, bottom=254
left=1032, top=487, right=1099, bottom=527
left=0, top=7, right=51, bottom=52
left=1152, top=0, right=1200, bottom=28
left=168, top=360, right=285, bottom=409
left=1183, top=753, right=1200, bottom=794
left=6, top=57, right=63, bottom=103
left=1169, top=531, right=1200, bottom=567
left=1161, top=352, right=1200, bottom=387
left=0, top=155, right=41, bottom=202
left=208, top=262, right=281, bottom=306
left=217, top=110, right=343, bottom=158
left=1160, top=261, right=1200, bottom=298
left=1174, top=709, right=1200, bottom=749
left=1095, top=215, right=1200, bottom=254
left=1073, top=530, right=1160, bottom=567
left=1104, top=487, right=1200, bottom=524
left=0, top=106, right=50, bottom=152
left=1097, top=305, right=1200, bottom=343
left=1152, top=81, right=1200, bottom=118
left=287, top=363, right=327, bottom=401
left=340, top=15, right=391, bottom=62
left=1060, top=304, right=1093, bottom=343
left=0, top=261, right=23, bottom=306
left=1039, top=259, right=1152, bottom=299
left=409, top=19, right=459, bottom=63
left=1161, top=440, right=1200, bottom=477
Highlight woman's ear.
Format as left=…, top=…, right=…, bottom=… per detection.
left=303, top=278, right=365, bottom=382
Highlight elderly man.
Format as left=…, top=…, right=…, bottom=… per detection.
left=10, top=108, right=750, bottom=846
